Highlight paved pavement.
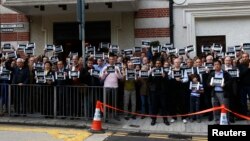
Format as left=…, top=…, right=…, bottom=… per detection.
left=0, top=115, right=249, bottom=137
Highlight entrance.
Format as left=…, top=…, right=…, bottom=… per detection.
left=196, top=36, right=226, bottom=57
left=53, top=21, right=111, bottom=59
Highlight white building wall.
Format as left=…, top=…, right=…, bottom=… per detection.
left=174, top=0, right=250, bottom=57
left=196, top=17, right=250, bottom=46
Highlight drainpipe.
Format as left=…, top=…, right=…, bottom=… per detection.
left=169, top=0, right=174, bottom=46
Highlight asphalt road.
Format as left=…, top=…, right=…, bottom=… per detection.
left=0, top=124, right=91, bottom=141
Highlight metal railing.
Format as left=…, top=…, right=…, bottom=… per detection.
left=0, top=84, right=118, bottom=121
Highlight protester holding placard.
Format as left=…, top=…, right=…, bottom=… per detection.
left=168, top=58, right=188, bottom=124
left=237, top=53, right=250, bottom=116
left=207, top=60, right=232, bottom=125
left=189, top=74, right=203, bottom=123
left=149, top=60, right=170, bottom=126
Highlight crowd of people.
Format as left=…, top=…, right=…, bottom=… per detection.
left=0, top=45, right=250, bottom=126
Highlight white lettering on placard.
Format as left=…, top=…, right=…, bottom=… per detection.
left=212, top=129, right=247, bottom=136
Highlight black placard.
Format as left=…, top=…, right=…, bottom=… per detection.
left=227, top=69, right=239, bottom=78
left=189, top=82, right=200, bottom=90
left=152, top=68, right=163, bottom=77
left=124, top=49, right=133, bottom=57
left=107, top=66, right=115, bottom=73
left=131, top=57, right=141, bottom=65
left=210, top=77, right=224, bottom=86
left=186, top=45, right=194, bottom=53
left=142, top=40, right=151, bottom=48
left=134, top=46, right=142, bottom=53
left=172, top=70, right=183, bottom=78
left=178, top=48, right=186, bottom=55
left=139, top=70, right=149, bottom=78
left=69, top=71, right=80, bottom=79
left=55, top=72, right=66, bottom=80
left=126, top=69, right=136, bottom=80
left=90, top=69, right=100, bottom=78
left=33, top=62, right=44, bottom=70
left=54, top=45, right=63, bottom=54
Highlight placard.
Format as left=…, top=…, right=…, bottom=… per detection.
left=55, top=72, right=66, bottom=80
left=25, top=48, right=34, bottom=55
left=131, top=57, right=141, bottom=65
left=139, top=70, right=149, bottom=78
left=163, top=67, right=170, bottom=73
left=227, top=69, right=239, bottom=78
left=33, top=62, right=44, bottom=70
left=212, top=43, right=222, bottom=53
left=0, top=67, right=11, bottom=80
left=5, top=51, right=17, bottom=59
left=106, top=66, right=115, bottom=73
left=44, top=44, right=54, bottom=52
left=210, top=77, right=224, bottom=87
left=152, top=68, right=163, bottom=77
left=94, top=52, right=104, bottom=60
left=2, top=43, right=13, bottom=52
left=18, top=44, right=26, bottom=50
left=189, top=82, right=200, bottom=90
left=151, top=46, right=160, bottom=53
left=90, top=69, right=100, bottom=78
left=54, top=45, right=63, bottom=54
left=27, top=43, right=36, bottom=49
left=134, top=46, right=142, bottom=53
left=109, top=45, right=119, bottom=54
left=45, top=74, right=55, bottom=82
left=178, top=48, right=186, bottom=55
left=242, top=43, right=250, bottom=54
left=161, top=46, right=168, bottom=53
left=50, top=55, right=59, bottom=64
left=68, top=71, right=80, bottom=79
left=172, top=70, right=183, bottom=78
left=115, top=62, right=123, bottom=70
left=126, top=69, right=136, bottom=80
left=186, top=45, right=194, bottom=53
left=205, top=62, right=214, bottom=70
left=141, top=40, right=151, bottom=48
left=215, top=52, right=225, bottom=58
left=164, top=43, right=173, bottom=49
left=197, top=66, right=207, bottom=74
left=234, top=45, right=241, bottom=52
left=35, top=70, right=45, bottom=77
left=36, top=76, right=46, bottom=83
left=185, top=68, right=194, bottom=76
left=225, top=52, right=236, bottom=59
left=68, top=52, right=78, bottom=58
left=100, top=42, right=110, bottom=49
left=86, top=46, right=95, bottom=55
left=124, top=49, right=133, bottom=57
left=168, top=48, right=177, bottom=55
left=201, top=45, right=211, bottom=53
left=227, top=46, right=235, bottom=52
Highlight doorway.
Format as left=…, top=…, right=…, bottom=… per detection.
left=53, top=21, right=111, bottom=59
left=196, top=36, right=226, bottom=57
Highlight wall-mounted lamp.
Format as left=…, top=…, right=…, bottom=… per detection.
left=58, top=4, right=67, bottom=10
left=105, top=2, right=112, bottom=8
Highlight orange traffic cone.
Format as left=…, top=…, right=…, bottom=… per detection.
left=220, top=104, right=228, bottom=125
left=89, top=101, right=104, bottom=133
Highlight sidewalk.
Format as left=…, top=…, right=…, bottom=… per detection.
left=0, top=116, right=249, bottom=136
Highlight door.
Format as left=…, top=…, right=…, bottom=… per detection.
left=53, top=21, right=111, bottom=60
left=196, top=36, right=226, bottom=57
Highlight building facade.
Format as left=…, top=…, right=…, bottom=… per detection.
left=0, top=0, right=30, bottom=48
left=174, top=0, right=250, bottom=56
left=1, top=0, right=170, bottom=56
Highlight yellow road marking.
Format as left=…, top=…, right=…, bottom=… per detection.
left=113, top=132, right=128, bottom=136
left=192, top=136, right=208, bottom=141
left=0, top=125, right=91, bottom=141
left=148, top=134, right=169, bottom=139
